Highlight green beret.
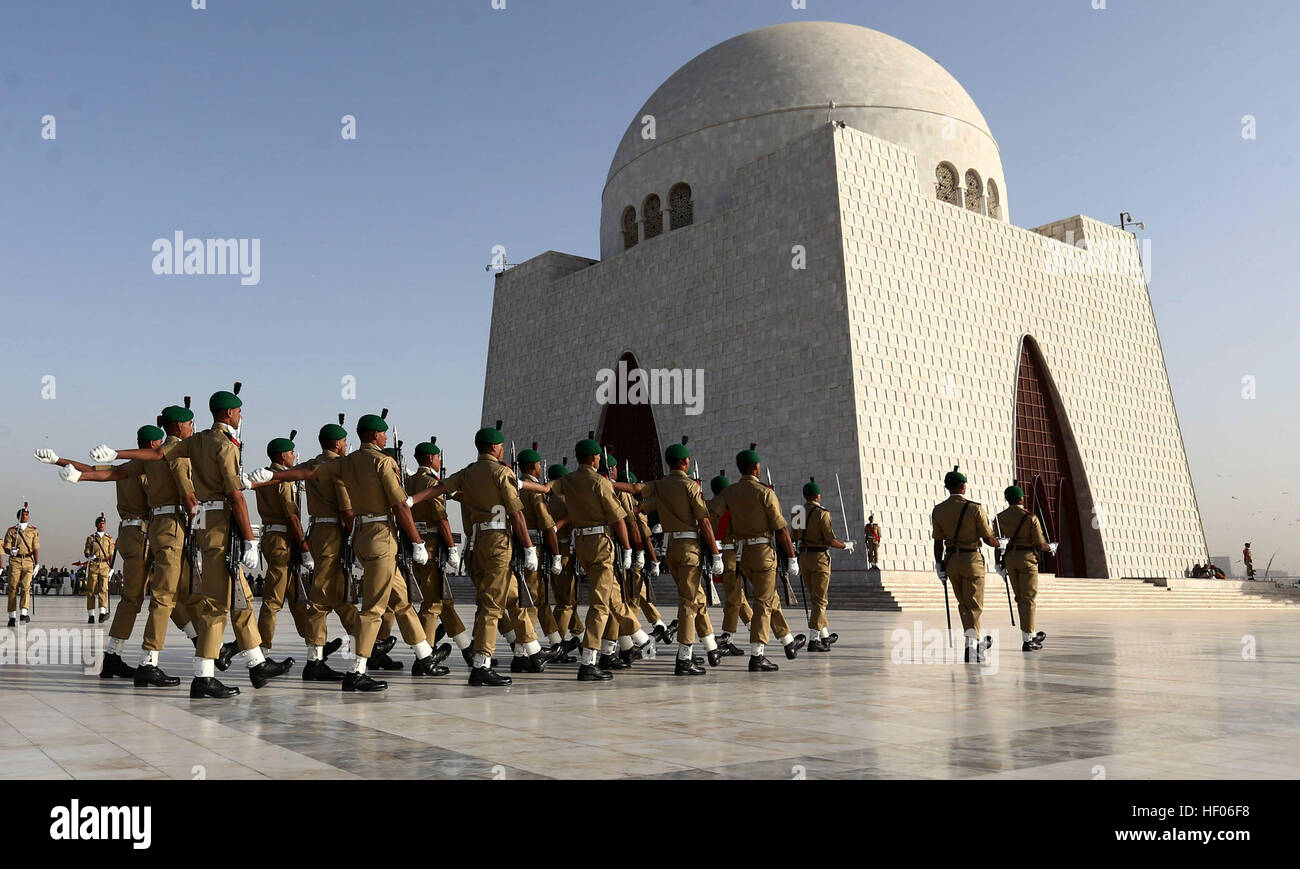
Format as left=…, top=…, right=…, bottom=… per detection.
left=137, top=425, right=165, bottom=442
left=803, top=477, right=821, bottom=498
left=357, top=414, right=388, bottom=434
left=1004, top=485, right=1024, bottom=502
left=415, top=442, right=441, bottom=457
left=267, top=437, right=295, bottom=456
left=475, top=427, right=504, bottom=446
left=735, top=449, right=760, bottom=469
left=628, top=471, right=639, bottom=484
left=517, top=448, right=541, bottom=465
left=208, top=390, right=242, bottom=412
left=575, top=438, right=601, bottom=457
left=547, top=464, right=570, bottom=479
left=665, top=443, right=690, bottom=461
left=160, top=405, right=194, bottom=424
left=319, top=423, right=347, bottom=442
left=710, top=472, right=730, bottom=494
left=944, top=465, right=967, bottom=488
left=616, top=469, right=630, bottom=483
left=382, top=447, right=398, bottom=458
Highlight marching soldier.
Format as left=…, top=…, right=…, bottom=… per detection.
left=623, top=471, right=672, bottom=643
left=708, top=470, right=751, bottom=657
left=714, top=447, right=805, bottom=672
left=791, top=478, right=854, bottom=652
left=602, top=453, right=654, bottom=668
left=91, top=389, right=293, bottom=696
left=995, top=485, right=1053, bottom=652
left=864, top=514, right=881, bottom=570
left=931, top=466, right=999, bottom=663
left=5, top=504, right=39, bottom=626
left=513, top=445, right=565, bottom=663
left=546, top=460, right=586, bottom=659
left=613, top=438, right=726, bottom=675
left=407, top=439, right=470, bottom=664
left=83, top=514, right=115, bottom=624
left=254, top=435, right=314, bottom=664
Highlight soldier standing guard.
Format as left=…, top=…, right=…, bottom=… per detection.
left=5, top=504, right=39, bottom=626
left=791, top=478, right=854, bottom=652
left=708, top=470, right=750, bottom=657
left=715, top=447, right=805, bottom=672
left=864, top=514, right=881, bottom=570
left=931, top=466, right=1000, bottom=663
left=1243, top=543, right=1254, bottom=580
left=83, top=514, right=115, bottom=624
left=995, top=485, right=1053, bottom=652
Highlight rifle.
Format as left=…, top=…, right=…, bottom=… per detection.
left=224, top=382, right=249, bottom=611
left=766, top=466, right=799, bottom=607
left=992, top=511, right=1015, bottom=626
left=386, top=410, right=423, bottom=606
left=536, top=443, right=554, bottom=610
left=336, top=414, right=360, bottom=603
left=430, top=436, right=455, bottom=601
left=501, top=423, right=535, bottom=609
left=288, top=429, right=312, bottom=604
left=689, top=459, right=720, bottom=607
left=601, top=441, right=630, bottom=602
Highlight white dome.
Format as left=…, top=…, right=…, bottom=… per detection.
left=601, top=21, right=1006, bottom=258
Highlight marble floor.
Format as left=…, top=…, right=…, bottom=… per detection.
left=1, top=597, right=1298, bottom=780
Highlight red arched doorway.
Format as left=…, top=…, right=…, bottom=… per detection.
left=1013, top=336, right=1107, bottom=577
left=595, top=352, right=665, bottom=482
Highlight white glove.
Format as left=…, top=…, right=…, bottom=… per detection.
left=1048, top=542, right=1059, bottom=555
left=997, top=537, right=1010, bottom=550
left=620, top=548, right=632, bottom=571
left=787, top=557, right=801, bottom=577
left=89, top=444, right=117, bottom=463
left=412, top=541, right=429, bottom=565
left=241, top=540, right=260, bottom=572
left=935, top=561, right=948, bottom=581
left=444, top=545, right=462, bottom=574
left=60, top=464, right=82, bottom=483
left=649, top=560, right=660, bottom=577
left=523, top=546, right=539, bottom=572
left=550, top=554, right=563, bottom=576
left=240, top=467, right=274, bottom=489
left=301, top=551, right=316, bottom=571
left=710, top=554, right=723, bottom=574
left=34, top=449, right=59, bottom=464
left=652, top=524, right=663, bottom=534
left=633, top=550, right=645, bottom=569
left=843, top=540, right=855, bottom=554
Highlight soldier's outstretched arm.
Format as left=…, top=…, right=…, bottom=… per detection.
left=611, top=481, right=643, bottom=495
left=270, top=467, right=317, bottom=483
left=520, top=480, right=549, bottom=494
left=91, top=445, right=166, bottom=462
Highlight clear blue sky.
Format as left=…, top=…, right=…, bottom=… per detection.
left=2, top=0, right=1295, bottom=573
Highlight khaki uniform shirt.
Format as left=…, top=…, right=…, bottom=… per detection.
left=85, top=532, right=116, bottom=563
left=638, top=470, right=707, bottom=533
left=5, top=525, right=40, bottom=561
left=707, top=493, right=735, bottom=544
left=931, top=494, right=994, bottom=548
left=142, top=435, right=197, bottom=507
left=407, top=467, right=449, bottom=536
left=438, top=454, right=523, bottom=527
left=794, top=500, right=835, bottom=550
left=255, top=463, right=297, bottom=526
left=716, top=475, right=785, bottom=539
left=520, top=474, right=555, bottom=532
left=100, top=460, right=150, bottom=520
left=338, top=443, right=406, bottom=516
left=170, top=425, right=242, bottom=503
left=995, top=506, right=1046, bottom=549
left=549, top=491, right=570, bottom=550
left=549, top=465, right=625, bottom=529
left=302, top=451, right=351, bottom=519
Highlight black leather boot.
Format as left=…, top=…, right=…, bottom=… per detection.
left=190, top=676, right=239, bottom=698
left=375, top=635, right=397, bottom=656
left=597, top=653, right=627, bottom=671
left=303, top=660, right=346, bottom=681
left=748, top=655, right=779, bottom=672
left=468, top=666, right=512, bottom=686
left=431, top=643, right=452, bottom=666
left=322, top=637, right=343, bottom=659
left=6, top=617, right=14, bottom=627
left=784, top=634, right=807, bottom=660
left=675, top=657, right=706, bottom=676
left=134, top=664, right=180, bottom=687
left=707, top=648, right=724, bottom=667
left=98, top=612, right=108, bottom=623
left=342, top=671, right=387, bottom=692
left=88, top=615, right=95, bottom=624
left=215, top=641, right=238, bottom=672
left=248, top=656, right=294, bottom=688
left=412, top=655, right=450, bottom=677
left=807, top=638, right=830, bottom=652
left=368, top=650, right=404, bottom=671
left=1021, top=639, right=1043, bottom=652
left=510, top=653, right=547, bottom=674
left=618, top=648, right=635, bottom=668
left=825, top=632, right=839, bottom=645
left=577, top=663, right=613, bottom=682
left=561, top=634, right=583, bottom=654
left=100, top=652, right=137, bottom=680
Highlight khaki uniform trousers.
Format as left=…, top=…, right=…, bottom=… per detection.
left=946, top=550, right=986, bottom=633
left=190, top=508, right=262, bottom=659
left=6, top=558, right=34, bottom=614
left=305, top=523, right=361, bottom=646
left=602, top=563, right=641, bottom=643
left=550, top=546, right=583, bottom=635
left=501, top=566, right=539, bottom=647
left=667, top=538, right=712, bottom=645
left=631, top=566, right=663, bottom=625
left=108, top=524, right=148, bottom=640
left=466, top=529, right=513, bottom=657
left=738, top=542, right=790, bottom=645
left=1005, top=550, right=1039, bottom=633
left=353, top=521, right=424, bottom=658
left=85, top=562, right=110, bottom=611
left=719, top=548, right=752, bottom=633
left=255, top=532, right=312, bottom=648
left=798, top=550, right=831, bottom=631
left=575, top=534, right=617, bottom=651
left=142, top=514, right=195, bottom=651
left=866, top=540, right=879, bottom=565
left=414, top=533, right=466, bottom=641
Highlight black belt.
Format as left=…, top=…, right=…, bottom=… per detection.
left=801, top=546, right=828, bottom=553
left=1008, top=544, right=1038, bottom=552
left=949, top=547, right=979, bottom=553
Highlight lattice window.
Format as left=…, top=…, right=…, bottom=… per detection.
left=668, top=183, right=693, bottom=230
left=964, top=169, right=982, bottom=212
left=987, top=179, right=1001, bottom=220
left=935, top=163, right=958, bottom=204
left=621, top=206, right=638, bottom=250
left=643, top=194, right=663, bottom=239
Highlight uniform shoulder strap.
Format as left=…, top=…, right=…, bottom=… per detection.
left=947, top=501, right=972, bottom=547
left=1009, top=511, right=1031, bottom=545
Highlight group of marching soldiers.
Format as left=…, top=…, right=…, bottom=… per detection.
left=20, top=386, right=1056, bottom=697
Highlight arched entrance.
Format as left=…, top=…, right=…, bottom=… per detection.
left=1013, top=336, right=1107, bottom=577
left=595, top=352, right=665, bottom=481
